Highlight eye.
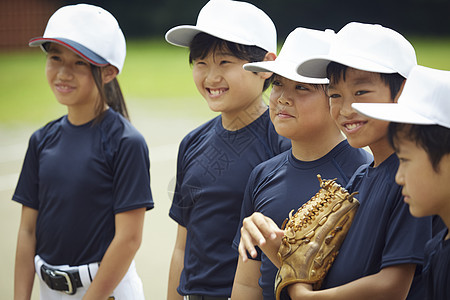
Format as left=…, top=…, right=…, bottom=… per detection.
left=328, top=93, right=341, bottom=99
left=295, top=84, right=308, bottom=91
left=355, top=90, right=369, bottom=96
left=194, top=60, right=206, bottom=66
left=75, top=60, right=89, bottom=66
left=272, top=80, right=282, bottom=87
left=48, top=54, right=61, bottom=62
left=220, top=60, right=231, bottom=65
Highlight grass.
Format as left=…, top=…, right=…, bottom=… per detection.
left=0, top=39, right=210, bottom=126
left=1, top=36, right=450, bottom=126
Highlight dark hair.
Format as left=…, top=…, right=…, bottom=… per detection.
left=326, top=62, right=405, bottom=100
left=388, top=123, right=450, bottom=172
left=189, top=32, right=273, bottom=91
left=91, top=65, right=129, bottom=122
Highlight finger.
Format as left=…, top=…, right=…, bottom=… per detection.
left=242, top=215, right=267, bottom=246
left=252, top=213, right=282, bottom=240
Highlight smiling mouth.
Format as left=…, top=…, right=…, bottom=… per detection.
left=207, top=88, right=227, bottom=96
left=343, top=121, right=365, bottom=131
left=55, top=83, right=75, bottom=93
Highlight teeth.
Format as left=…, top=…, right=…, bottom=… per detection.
left=346, top=123, right=359, bottom=130
left=209, top=89, right=224, bottom=96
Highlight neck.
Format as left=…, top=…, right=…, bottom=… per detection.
left=291, top=128, right=345, bottom=161
left=221, top=99, right=267, bottom=131
left=67, top=102, right=105, bottom=126
left=368, top=137, right=395, bottom=167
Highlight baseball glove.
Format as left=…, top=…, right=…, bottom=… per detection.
left=274, top=174, right=359, bottom=300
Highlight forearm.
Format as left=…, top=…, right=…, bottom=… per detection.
left=14, top=229, right=36, bottom=300
left=83, top=232, right=142, bottom=299
left=288, top=264, right=416, bottom=300
left=14, top=206, right=38, bottom=300
left=167, top=247, right=184, bottom=300
left=231, top=258, right=263, bottom=300
left=83, top=208, right=145, bottom=300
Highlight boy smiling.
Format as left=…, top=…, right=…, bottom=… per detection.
left=353, top=65, right=450, bottom=300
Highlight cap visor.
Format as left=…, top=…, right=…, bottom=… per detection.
left=165, top=25, right=201, bottom=47
left=298, top=54, right=398, bottom=79
left=352, top=103, right=436, bottom=125
left=29, top=37, right=109, bottom=66
left=165, top=25, right=257, bottom=49
left=245, top=61, right=328, bottom=84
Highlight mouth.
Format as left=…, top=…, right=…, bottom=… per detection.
left=207, top=88, right=228, bottom=97
left=402, top=194, right=410, bottom=203
left=55, top=83, right=75, bottom=93
left=342, top=121, right=366, bottom=133
left=276, top=110, right=294, bottom=119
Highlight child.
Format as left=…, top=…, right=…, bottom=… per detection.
left=13, top=4, right=153, bottom=299
left=230, top=27, right=373, bottom=300
left=164, top=0, right=291, bottom=299
left=352, top=65, right=450, bottom=300
left=239, top=22, right=433, bottom=299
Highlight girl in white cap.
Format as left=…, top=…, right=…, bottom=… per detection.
left=165, top=0, right=290, bottom=299
left=13, top=4, right=153, bottom=299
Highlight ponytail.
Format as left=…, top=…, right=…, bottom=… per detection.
left=91, top=65, right=129, bottom=122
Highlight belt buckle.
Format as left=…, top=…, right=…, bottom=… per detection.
left=54, top=269, right=75, bottom=295
left=41, top=265, right=77, bottom=295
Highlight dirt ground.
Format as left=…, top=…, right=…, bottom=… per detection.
left=0, top=100, right=209, bottom=299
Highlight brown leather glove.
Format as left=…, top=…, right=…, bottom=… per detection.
left=274, top=174, right=359, bottom=300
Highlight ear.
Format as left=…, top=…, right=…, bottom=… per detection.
left=101, top=65, right=119, bottom=84
left=394, top=80, right=406, bottom=103
left=258, top=51, right=277, bottom=80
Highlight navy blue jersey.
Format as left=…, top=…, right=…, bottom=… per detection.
left=13, top=109, right=153, bottom=266
left=170, top=109, right=290, bottom=297
left=323, top=154, right=432, bottom=299
left=232, top=140, right=373, bottom=299
left=423, top=228, right=450, bottom=300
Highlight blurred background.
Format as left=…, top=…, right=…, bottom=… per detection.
left=1, top=0, right=450, bottom=299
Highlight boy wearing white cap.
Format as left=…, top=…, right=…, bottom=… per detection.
left=238, top=22, right=433, bottom=299
left=164, top=0, right=290, bottom=299
left=13, top=4, right=153, bottom=300
left=288, top=22, right=433, bottom=299
left=230, top=27, right=372, bottom=300
left=353, top=65, right=450, bottom=300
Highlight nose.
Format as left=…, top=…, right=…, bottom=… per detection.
left=338, top=97, right=355, bottom=118
left=395, top=165, right=404, bottom=186
left=204, top=66, right=222, bottom=85
left=277, top=92, right=292, bottom=106
left=56, top=64, right=74, bottom=81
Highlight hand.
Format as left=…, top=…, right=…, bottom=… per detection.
left=288, top=282, right=313, bottom=299
left=238, top=212, right=284, bottom=264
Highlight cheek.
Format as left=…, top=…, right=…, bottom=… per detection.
left=329, top=102, right=340, bottom=122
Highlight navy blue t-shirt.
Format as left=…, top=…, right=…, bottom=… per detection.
left=422, top=228, right=450, bottom=300
left=322, top=154, right=433, bottom=299
left=170, top=109, right=290, bottom=297
left=232, top=140, right=373, bottom=299
left=13, top=109, right=154, bottom=266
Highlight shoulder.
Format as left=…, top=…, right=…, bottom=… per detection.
left=178, top=115, right=221, bottom=151
left=100, top=109, right=147, bottom=144
left=332, top=140, right=373, bottom=166
left=248, top=150, right=290, bottom=185
left=29, top=116, right=65, bottom=148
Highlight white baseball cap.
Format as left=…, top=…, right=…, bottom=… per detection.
left=165, top=0, right=277, bottom=53
left=352, top=65, right=450, bottom=129
left=29, top=4, right=126, bottom=73
left=243, top=27, right=334, bottom=84
left=297, top=22, right=417, bottom=79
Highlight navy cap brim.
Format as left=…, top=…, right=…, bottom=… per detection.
left=29, top=37, right=109, bottom=66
